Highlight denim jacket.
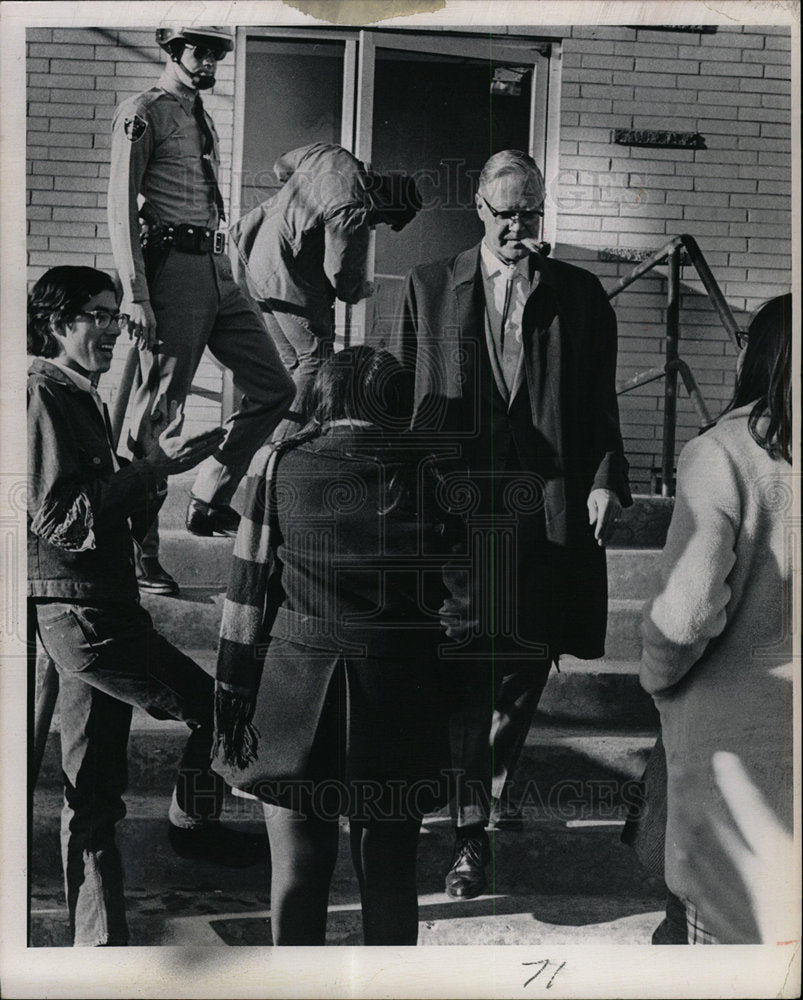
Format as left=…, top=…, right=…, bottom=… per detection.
left=27, top=359, right=161, bottom=602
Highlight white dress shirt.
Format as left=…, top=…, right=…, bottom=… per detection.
left=479, top=240, right=537, bottom=400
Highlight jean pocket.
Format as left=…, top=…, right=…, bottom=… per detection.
left=36, top=604, right=100, bottom=673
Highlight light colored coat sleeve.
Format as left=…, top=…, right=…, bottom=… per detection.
left=323, top=206, right=371, bottom=304
left=640, top=433, right=740, bottom=695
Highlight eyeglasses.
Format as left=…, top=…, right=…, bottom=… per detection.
left=75, top=309, right=127, bottom=331
left=736, top=330, right=749, bottom=350
left=187, top=43, right=228, bottom=62
left=480, top=195, right=544, bottom=223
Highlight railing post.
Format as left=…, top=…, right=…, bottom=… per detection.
left=109, top=346, right=140, bottom=449
left=662, top=248, right=681, bottom=497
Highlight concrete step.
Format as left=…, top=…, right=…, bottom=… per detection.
left=36, top=689, right=656, bottom=793
left=157, top=476, right=672, bottom=547
left=604, top=598, right=645, bottom=661
left=606, top=548, right=661, bottom=600
left=141, top=590, right=648, bottom=664
left=609, top=494, right=673, bottom=549
left=158, top=530, right=235, bottom=586
left=158, top=532, right=664, bottom=600
left=140, top=586, right=225, bottom=648
left=540, top=657, right=657, bottom=726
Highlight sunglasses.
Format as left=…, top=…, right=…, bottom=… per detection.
left=187, top=42, right=228, bottom=62
left=736, top=330, right=749, bottom=350
left=480, top=195, right=544, bottom=223
left=75, top=309, right=127, bottom=331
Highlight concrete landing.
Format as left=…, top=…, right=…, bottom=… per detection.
left=29, top=788, right=665, bottom=948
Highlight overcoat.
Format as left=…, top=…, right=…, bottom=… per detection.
left=391, top=243, right=632, bottom=659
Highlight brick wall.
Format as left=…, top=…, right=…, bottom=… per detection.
left=26, top=26, right=235, bottom=428
left=558, top=24, right=792, bottom=491
left=26, top=24, right=792, bottom=491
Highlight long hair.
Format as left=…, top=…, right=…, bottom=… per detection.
left=278, top=346, right=416, bottom=514
left=306, top=345, right=413, bottom=431
left=28, top=266, right=116, bottom=358
left=722, top=293, right=792, bottom=463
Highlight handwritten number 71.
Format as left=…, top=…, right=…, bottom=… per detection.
left=522, top=960, right=566, bottom=989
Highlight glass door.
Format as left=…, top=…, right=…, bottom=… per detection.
left=233, top=28, right=550, bottom=347
left=359, top=34, right=550, bottom=345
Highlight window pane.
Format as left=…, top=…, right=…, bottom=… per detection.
left=241, top=39, right=345, bottom=213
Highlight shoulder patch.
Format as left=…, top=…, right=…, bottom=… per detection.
left=124, top=114, right=148, bottom=143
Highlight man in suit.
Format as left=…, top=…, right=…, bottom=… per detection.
left=391, top=150, right=632, bottom=899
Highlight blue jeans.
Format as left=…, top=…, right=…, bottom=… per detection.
left=35, top=600, right=226, bottom=946
left=260, top=302, right=334, bottom=440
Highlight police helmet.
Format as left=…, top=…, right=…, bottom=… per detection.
left=155, top=27, right=234, bottom=59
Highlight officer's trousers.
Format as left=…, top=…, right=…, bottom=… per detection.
left=126, top=249, right=294, bottom=556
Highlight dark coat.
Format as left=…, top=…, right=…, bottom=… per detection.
left=390, top=244, right=633, bottom=659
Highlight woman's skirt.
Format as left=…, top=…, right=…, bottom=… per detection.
left=221, top=637, right=451, bottom=820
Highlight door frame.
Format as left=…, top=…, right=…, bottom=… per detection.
left=229, top=26, right=559, bottom=348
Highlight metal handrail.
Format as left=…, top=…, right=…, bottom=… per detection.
left=609, top=233, right=744, bottom=496
left=607, top=234, right=742, bottom=348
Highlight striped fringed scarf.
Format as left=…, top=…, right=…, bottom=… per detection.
left=213, top=443, right=283, bottom=770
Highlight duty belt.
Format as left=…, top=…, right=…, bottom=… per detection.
left=141, top=223, right=227, bottom=255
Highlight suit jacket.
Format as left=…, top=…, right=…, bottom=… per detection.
left=390, top=243, right=633, bottom=659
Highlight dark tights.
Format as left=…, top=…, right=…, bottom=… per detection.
left=264, top=804, right=421, bottom=945
left=349, top=816, right=422, bottom=945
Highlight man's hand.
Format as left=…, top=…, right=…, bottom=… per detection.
left=587, top=488, right=622, bottom=547
left=439, top=567, right=479, bottom=642
left=122, top=299, right=157, bottom=351
left=144, top=422, right=225, bottom=477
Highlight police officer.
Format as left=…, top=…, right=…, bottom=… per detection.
left=108, top=26, right=294, bottom=594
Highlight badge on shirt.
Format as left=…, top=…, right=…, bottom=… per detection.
left=124, top=114, right=147, bottom=142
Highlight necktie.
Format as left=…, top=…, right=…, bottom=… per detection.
left=499, top=269, right=515, bottom=354
left=192, top=95, right=226, bottom=223
left=499, top=265, right=525, bottom=392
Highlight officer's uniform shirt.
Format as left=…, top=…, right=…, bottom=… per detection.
left=108, top=70, right=221, bottom=304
